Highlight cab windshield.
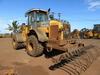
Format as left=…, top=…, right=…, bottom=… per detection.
left=36, top=12, right=48, bottom=22
left=28, top=11, right=48, bottom=27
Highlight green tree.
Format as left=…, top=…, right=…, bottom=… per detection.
left=7, top=21, right=19, bottom=32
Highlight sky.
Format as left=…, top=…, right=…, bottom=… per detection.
left=0, top=0, right=100, bottom=33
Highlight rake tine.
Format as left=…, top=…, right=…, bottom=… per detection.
left=59, top=67, right=72, bottom=75
left=76, top=59, right=87, bottom=72
left=86, top=51, right=95, bottom=64
left=70, top=59, right=86, bottom=72
left=64, top=64, right=80, bottom=75
left=62, top=66, right=78, bottom=75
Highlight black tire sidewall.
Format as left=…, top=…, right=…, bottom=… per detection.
left=26, top=35, right=43, bottom=57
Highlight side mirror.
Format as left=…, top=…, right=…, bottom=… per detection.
left=48, top=8, right=51, bottom=13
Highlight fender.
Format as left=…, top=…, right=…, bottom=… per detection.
left=28, top=28, right=48, bottom=42
left=12, top=32, right=24, bottom=42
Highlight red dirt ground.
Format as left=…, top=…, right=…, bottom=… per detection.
left=0, top=38, right=100, bottom=75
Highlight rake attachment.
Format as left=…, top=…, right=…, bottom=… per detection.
left=49, top=45, right=100, bottom=75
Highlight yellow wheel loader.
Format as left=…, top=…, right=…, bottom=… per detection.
left=80, top=28, right=93, bottom=39
left=11, top=9, right=100, bottom=73
left=12, top=9, right=84, bottom=57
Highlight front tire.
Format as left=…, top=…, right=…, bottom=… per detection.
left=12, top=39, right=25, bottom=50
left=26, top=35, right=43, bottom=57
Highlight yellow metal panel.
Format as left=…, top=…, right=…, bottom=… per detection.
left=49, top=20, right=63, bottom=40
left=38, top=27, right=49, bottom=33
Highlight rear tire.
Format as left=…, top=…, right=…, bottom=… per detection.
left=26, top=35, right=43, bottom=57
left=12, top=39, right=20, bottom=50
left=12, top=33, right=25, bottom=50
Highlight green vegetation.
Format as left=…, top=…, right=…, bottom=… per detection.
left=0, top=33, right=11, bottom=38
left=0, top=21, right=20, bottom=38
left=7, top=21, right=20, bottom=32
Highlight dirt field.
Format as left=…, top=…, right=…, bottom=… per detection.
left=0, top=38, right=100, bottom=75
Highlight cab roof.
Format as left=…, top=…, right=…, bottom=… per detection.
left=25, top=9, right=48, bottom=16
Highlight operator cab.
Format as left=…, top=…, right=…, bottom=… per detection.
left=25, top=9, right=49, bottom=27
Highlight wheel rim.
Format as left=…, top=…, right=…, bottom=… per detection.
left=27, top=42, right=36, bottom=52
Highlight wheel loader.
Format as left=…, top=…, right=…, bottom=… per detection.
left=92, top=31, right=100, bottom=39
left=80, top=28, right=100, bottom=39
left=12, top=9, right=84, bottom=58
left=80, top=28, right=93, bottom=39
